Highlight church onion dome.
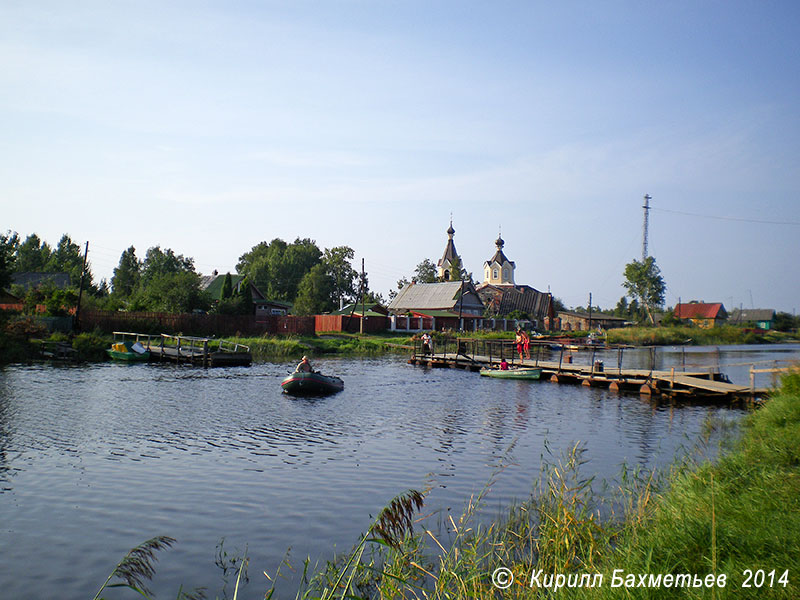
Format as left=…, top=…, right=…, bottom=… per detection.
left=447, top=223, right=455, bottom=237
left=495, top=235, right=504, bottom=249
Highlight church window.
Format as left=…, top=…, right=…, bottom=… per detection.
left=493, top=269, right=498, bottom=279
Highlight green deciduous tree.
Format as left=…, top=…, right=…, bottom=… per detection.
left=128, top=271, right=209, bottom=314
left=774, top=312, right=799, bottom=332
left=140, top=246, right=195, bottom=286
left=293, top=264, right=335, bottom=315
left=111, top=246, right=141, bottom=298
left=413, top=259, right=438, bottom=283
left=622, top=256, right=666, bottom=324
left=323, top=246, right=358, bottom=309
left=551, top=297, right=566, bottom=313
left=237, top=238, right=323, bottom=302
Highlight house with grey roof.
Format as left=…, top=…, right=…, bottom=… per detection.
left=729, top=308, right=776, bottom=330
left=387, top=281, right=484, bottom=331
left=557, top=310, right=627, bottom=331
left=200, top=273, right=290, bottom=316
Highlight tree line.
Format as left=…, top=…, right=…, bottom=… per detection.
left=3, top=231, right=797, bottom=330
left=1, top=231, right=371, bottom=316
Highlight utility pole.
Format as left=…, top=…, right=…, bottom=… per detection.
left=458, top=277, right=465, bottom=331
left=642, top=194, right=651, bottom=262
left=360, top=258, right=366, bottom=334
left=74, top=241, right=89, bottom=332
left=588, top=292, right=592, bottom=331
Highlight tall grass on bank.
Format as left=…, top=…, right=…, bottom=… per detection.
left=234, top=334, right=417, bottom=361
left=92, top=536, right=206, bottom=600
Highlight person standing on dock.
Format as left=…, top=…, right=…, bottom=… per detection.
left=421, top=332, right=433, bottom=355
left=515, top=328, right=529, bottom=361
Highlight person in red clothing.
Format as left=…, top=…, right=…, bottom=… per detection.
left=515, top=328, right=531, bottom=360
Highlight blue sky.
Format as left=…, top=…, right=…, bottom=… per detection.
left=3, top=1, right=799, bottom=312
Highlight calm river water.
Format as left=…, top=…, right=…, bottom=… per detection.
left=1, top=344, right=798, bottom=599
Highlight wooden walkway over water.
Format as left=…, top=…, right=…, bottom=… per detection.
left=408, top=338, right=789, bottom=401
left=112, top=332, right=252, bottom=367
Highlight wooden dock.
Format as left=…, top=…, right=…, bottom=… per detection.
left=408, top=337, right=783, bottom=401
left=111, top=332, right=252, bottom=367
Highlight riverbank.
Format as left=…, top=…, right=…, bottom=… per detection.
left=290, top=369, right=800, bottom=599
left=604, top=324, right=798, bottom=347
left=2, top=323, right=797, bottom=366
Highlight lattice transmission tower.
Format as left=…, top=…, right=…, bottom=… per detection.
left=642, top=194, right=651, bottom=261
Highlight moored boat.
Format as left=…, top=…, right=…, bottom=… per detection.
left=281, top=371, right=344, bottom=395
left=106, top=340, right=150, bottom=362
left=479, top=367, right=542, bottom=380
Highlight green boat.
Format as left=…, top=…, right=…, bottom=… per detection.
left=479, top=367, right=542, bottom=380
left=106, top=340, right=150, bottom=362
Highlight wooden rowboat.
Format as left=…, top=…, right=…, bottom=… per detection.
left=479, top=367, right=542, bottom=380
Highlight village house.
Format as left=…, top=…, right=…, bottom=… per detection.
left=200, top=273, right=290, bottom=316
left=729, top=308, right=776, bottom=331
left=674, top=302, right=728, bottom=328
left=387, top=281, right=485, bottom=331
left=557, top=309, right=627, bottom=331
left=386, top=223, right=484, bottom=330
left=12, top=272, right=72, bottom=290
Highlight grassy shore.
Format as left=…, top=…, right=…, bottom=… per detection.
left=282, top=369, right=800, bottom=599
left=233, top=332, right=417, bottom=361
left=2, top=322, right=796, bottom=366
left=604, top=324, right=797, bottom=347
left=233, top=326, right=799, bottom=362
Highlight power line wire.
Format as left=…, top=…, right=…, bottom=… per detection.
left=651, top=207, right=800, bottom=226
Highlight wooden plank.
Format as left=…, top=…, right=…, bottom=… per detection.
left=656, top=373, right=749, bottom=394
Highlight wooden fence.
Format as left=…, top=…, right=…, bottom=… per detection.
left=81, top=311, right=316, bottom=337
left=315, top=314, right=390, bottom=333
